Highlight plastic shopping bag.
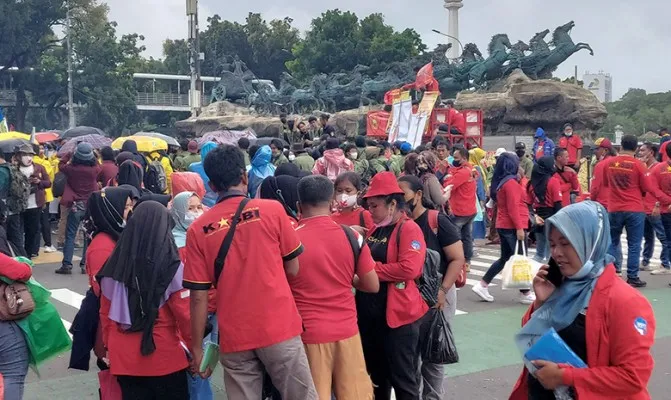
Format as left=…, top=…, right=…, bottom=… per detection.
left=501, top=240, right=534, bottom=290
left=421, top=309, right=459, bottom=365
left=98, top=370, right=123, bottom=400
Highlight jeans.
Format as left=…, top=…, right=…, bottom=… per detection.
left=608, top=212, right=645, bottom=279
left=452, top=214, right=476, bottom=262
left=0, top=321, right=29, bottom=400
left=21, top=207, right=41, bottom=256
left=41, top=205, right=52, bottom=247
left=644, top=214, right=670, bottom=268
left=188, top=314, right=217, bottom=400
left=534, top=229, right=548, bottom=262
left=62, top=207, right=87, bottom=268
left=483, top=229, right=520, bottom=284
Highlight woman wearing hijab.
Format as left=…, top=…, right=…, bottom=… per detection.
left=117, top=160, right=145, bottom=194
left=248, top=145, right=276, bottom=198
left=526, top=156, right=563, bottom=263
left=274, top=162, right=302, bottom=178
left=469, top=148, right=488, bottom=240
left=258, top=175, right=300, bottom=222
left=189, top=142, right=218, bottom=207
left=510, top=201, right=655, bottom=399
left=403, top=151, right=448, bottom=209
left=170, top=192, right=212, bottom=400
left=120, top=139, right=148, bottom=171
left=98, top=201, right=192, bottom=399
left=69, top=187, right=136, bottom=372
left=473, top=152, right=535, bottom=304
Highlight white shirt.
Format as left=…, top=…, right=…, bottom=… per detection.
left=19, top=164, right=37, bottom=209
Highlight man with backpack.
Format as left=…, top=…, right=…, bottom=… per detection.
left=145, top=150, right=172, bottom=194
left=2, top=149, right=30, bottom=253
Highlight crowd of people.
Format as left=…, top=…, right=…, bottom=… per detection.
left=0, top=120, right=662, bottom=400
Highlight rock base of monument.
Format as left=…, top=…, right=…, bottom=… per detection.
left=456, top=69, right=607, bottom=137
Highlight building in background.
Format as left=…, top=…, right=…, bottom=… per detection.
left=583, top=71, right=613, bottom=103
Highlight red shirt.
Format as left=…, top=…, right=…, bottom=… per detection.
left=97, top=160, right=118, bottom=188
left=526, top=176, right=563, bottom=209
left=331, top=208, right=374, bottom=231
left=100, top=287, right=192, bottom=377
left=291, top=216, right=375, bottom=344
left=661, top=141, right=670, bottom=162
left=496, top=179, right=529, bottom=230
left=183, top=196, right=304, bottom=353
left=445, top=163, right=477, bottom=217
left=0, top=252, right=31, bottom=281
left=558, top=135, right=583, bottom=165
left=604, top=155, right=651, bottom=213
left=178, top=246, right=216, bottom=313
left=447, top=108, right=466, bottom=134
left=368, top=216, right=428, bottom=328
left=59, top=155, right=102, bottom=207
left=590, top=156, right=612, bottom=211
left=647, top=162, right=671, bottom=213
left=86, top=233, right=116, bottom=297
left=554, top=168, right=580, bottom=207
left=510, top=265, right=655, bottom=400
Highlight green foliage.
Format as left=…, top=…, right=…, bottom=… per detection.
left=602, top=88, right=671, bottom=135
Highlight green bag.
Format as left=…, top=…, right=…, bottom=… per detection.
left=1, top=259, right=72, bottom=374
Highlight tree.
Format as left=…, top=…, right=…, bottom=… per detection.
left=602, top=89, right=671, bottom=135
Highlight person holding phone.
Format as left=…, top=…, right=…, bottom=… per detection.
left=510, top=201, right=656, bottom=399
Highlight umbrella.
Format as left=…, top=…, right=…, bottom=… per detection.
left=0, top=131, right=32, bottom=141
left=0, top=138, right=30, bottom=154
left=35, top=131, right=60, bottom=144
left=61, top=126, right=107, bottom=140
left=132, top=132, right=180, bottom=147
left=112, top=136, right=167, bottom=153
left=198, top=129, right=257, bottom=146
left=57, top=134, right=112, bottom=157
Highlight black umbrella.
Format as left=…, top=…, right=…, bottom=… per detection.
left=0, top=138, right=30, bottom=155
left=61, top=126, right=107, bottom=140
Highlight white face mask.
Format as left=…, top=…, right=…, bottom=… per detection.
left=288, top=154, right=296, bottom=161
left=349, top=152, right=358, bottom=160
left=184, top=211, right=203, bottom=225
left=336, top=193, right=358, bottom=209
left=21, top=156, right=33, bottom=166
left=565, top=130, right=573, bottom=137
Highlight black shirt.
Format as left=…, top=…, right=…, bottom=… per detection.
left=356, top=223, right=395, bottom=325
left=527, top=313, right=587, bottom=399
left=414, top=210, right=461, bottom=275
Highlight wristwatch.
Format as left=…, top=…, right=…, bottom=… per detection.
left=439, top=286, right=450, bottom=294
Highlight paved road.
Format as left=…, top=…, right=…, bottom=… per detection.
left=22, top=239, right=671, bottom=399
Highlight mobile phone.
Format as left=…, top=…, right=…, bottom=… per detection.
left=546, top=258, right=564, bottom=288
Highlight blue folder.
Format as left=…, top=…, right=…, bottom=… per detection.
left=524, top=328, right=588, bottom=368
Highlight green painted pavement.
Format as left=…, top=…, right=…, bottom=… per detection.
left=445, top=288, right=671, bottom=377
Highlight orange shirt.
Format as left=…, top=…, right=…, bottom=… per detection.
left=331, top=208, right=374, bottom=231
left=291, top=216, right=375, bottom=344
left=558, top=135, right=583, bottom=165
left=183, top=195, right=304, bottom=353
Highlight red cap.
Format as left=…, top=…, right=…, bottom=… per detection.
left=594, top=138, right=612, bottom=149
left=188, top=140, right=198, bottom=153
left=363, top=172, right=404, bottom=198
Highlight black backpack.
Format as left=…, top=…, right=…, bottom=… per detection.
left=395, top=220, right=442, bottom=307
left=144, top=159, right=168, bottom=194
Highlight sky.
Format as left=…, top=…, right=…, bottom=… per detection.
left=106, top=0, right=669, bottom=100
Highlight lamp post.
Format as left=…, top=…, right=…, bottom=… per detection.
left=186, top=0, right=201, bottom=117
left=431, top=29, right=464, bottom=60
left=66, top=5, right=75, bottom=128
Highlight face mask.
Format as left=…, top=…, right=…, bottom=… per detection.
left=349, top=152, right=358, bottom=160
left=407, top=197, right=418, bottom=213
left=336, top=194, right=358, bottom=209
left=21, top=156, right=32, bottom=166
left=288, top=154, right=296, bottom=161
left=184, top=211, right=203, bottom=225
left=565, top=131, right=573, bottom=137
left=375, top=206, right=395, bottom=228
left=452, top=160, right=462, bottom=168
left=516, top=150, right=526, bottom=158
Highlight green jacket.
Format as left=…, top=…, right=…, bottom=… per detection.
left=520, top=155, right=533, bottom=178
left=178, top=153, right=201, bottom=171
left=293, top=153, right=315, bottom=172
left=273, top=154, right=290, bottom=167
left=371, top=156, right=401, bottom=177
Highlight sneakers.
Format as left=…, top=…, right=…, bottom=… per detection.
left=472, top=283, right=494, bottom=302
left=44, top=246, right=58, bottom=253
left=640, top=261, right=653, bottom=272
left=55, top=266, right=72, bottom=275
left=80, top=266, right=86, bottom=274
left=519, top=292, right=536, bottom=305
left=627, top=277, right=647, bottom=288
left=464, top=263, right=471, bottom=273
left=651, top=268, right=671, bottom=275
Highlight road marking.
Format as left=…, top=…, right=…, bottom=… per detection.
left=51, top=288, right=85, bottom=309
left=60, top=318, right=73, bottom=339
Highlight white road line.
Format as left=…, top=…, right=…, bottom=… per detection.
left=50, top=288, right=85, bottom=309
left=60, top=318, right=73, bottom=339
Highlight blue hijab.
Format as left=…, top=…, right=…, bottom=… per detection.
left=248, top=145, right=275, bottom=197
left=171, top=191, right=196, bottom=248
left=515, top=201, right=613, bottom=365
left=490, top=152, right=519, bottom=201
left=189, top=142, right=217, bottom=207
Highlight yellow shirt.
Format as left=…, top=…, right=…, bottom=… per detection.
left=33, top=155, right=54, bottom=203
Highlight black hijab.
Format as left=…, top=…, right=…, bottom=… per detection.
left=275, top=162, right=301, bottom=177
left=96, top=201, right=181, bottom=356
left=118, top=160, right=143, bottom=192
left=84, top=187, right=134, bottom=241
left=529, top=155, right=556, bottom=203
left=259, top=175, right=300, bottom=219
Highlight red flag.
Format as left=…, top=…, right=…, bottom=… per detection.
left=415, top=62, right=439, bottom=92
left=366, top=111, right=391, bottom=138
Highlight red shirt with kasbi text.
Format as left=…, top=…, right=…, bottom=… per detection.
left=558, top=135, right=583, bottom=165
left=526, top=176, right=563, bottom=209
left=331, top=208, right=374, bottom=230
left=589, top=157, right=611, bottom=211
left=291, top=216, right=375, bottom=344
left=604, top=155, right=650, bottom=213
left=183, top=197, right=304, bottom=353
left=496, top=179, right=529, bottom=230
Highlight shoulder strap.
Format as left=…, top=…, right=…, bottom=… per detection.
left=340, top=225, right=361, bottom=267
left=395, top=219, right=406, bottom=254
left=359, top=210, right=365, bottom=227
left=428, top=210, right=439, bottom=234
left=213, top=198, right=250, bottom=287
